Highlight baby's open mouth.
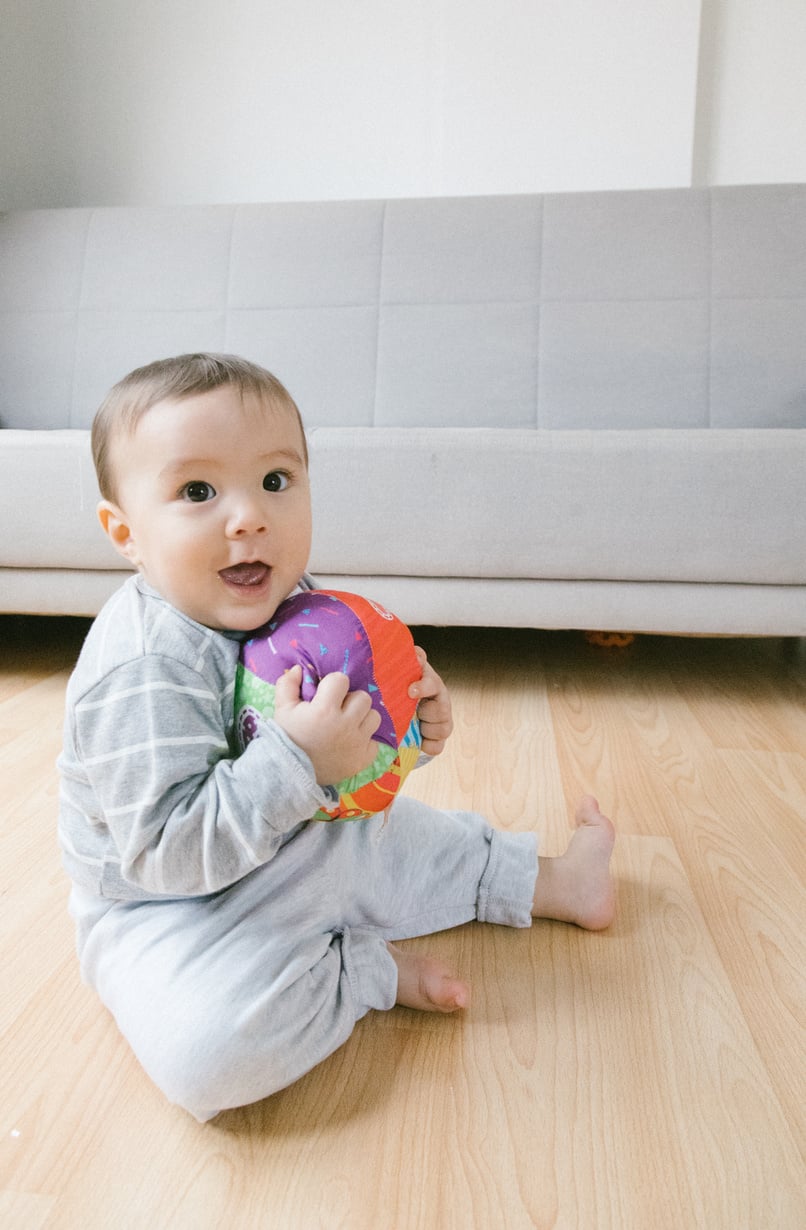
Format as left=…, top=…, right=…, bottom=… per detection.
left=219, top=562, right=271, bottom=588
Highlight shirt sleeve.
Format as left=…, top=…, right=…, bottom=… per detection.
left=71, top=652, right=329, bottom=897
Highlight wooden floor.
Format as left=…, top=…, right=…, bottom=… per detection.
left=1, top=616, right=804, bottom=1229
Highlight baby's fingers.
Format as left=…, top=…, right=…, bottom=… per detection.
left=311, top=671, right=351, bottom=709
left=416, top=690, right=454, bottom=757
left=419, top=724, right=452, bottom=757
left=312, top=672, right=381, bottom=736
left=273, top=663, right=303, bottom=710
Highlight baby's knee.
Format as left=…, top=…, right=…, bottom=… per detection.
left=146, top=1022, right=288, bottom=1121
left=107, top=929, right=393, bottom=1119
left=134, top=969, right=350, bottom=1118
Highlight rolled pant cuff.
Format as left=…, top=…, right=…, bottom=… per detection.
left=341, top=926, right=399, bottom=1018
left=477, top=829, right=538, bottom=928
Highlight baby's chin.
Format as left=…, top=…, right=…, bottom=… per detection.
left=212, top=585, right=303, bottom=635
left=177, top=596, right=281, bottom=636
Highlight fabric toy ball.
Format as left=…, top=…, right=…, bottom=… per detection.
left=235, top=590, right=422, bottom=821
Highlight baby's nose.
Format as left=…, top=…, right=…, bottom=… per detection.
left=226, top=495, right=268, bottom=536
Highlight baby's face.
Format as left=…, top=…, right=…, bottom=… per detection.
left=102, top=385, right=312, bottom=631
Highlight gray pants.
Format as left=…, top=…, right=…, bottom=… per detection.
left=70, top=799, right=538, bottom=1121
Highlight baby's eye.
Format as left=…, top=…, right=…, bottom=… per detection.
left=182, top=481, right=216, bottom=503
left=263, top=471, right=289, bottom=493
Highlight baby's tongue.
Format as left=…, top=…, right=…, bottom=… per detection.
left=220, top=562, right=269, bottom=586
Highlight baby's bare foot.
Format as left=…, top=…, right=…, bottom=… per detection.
left=388, top=943, right=470, bottom=1013
left=532, top=795, right=616, bottom=930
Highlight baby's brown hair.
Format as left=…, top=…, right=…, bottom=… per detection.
left=92, top=353, right=308, bottom=502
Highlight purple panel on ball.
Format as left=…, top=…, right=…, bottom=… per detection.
left=242, top=591, right=397, bottom=748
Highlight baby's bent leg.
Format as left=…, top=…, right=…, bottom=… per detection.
left=329, top=798, right=538, bottom=1013
left=74, top=892, right=398, bottom=1122
left=72, top=802, right=541, bottom=1118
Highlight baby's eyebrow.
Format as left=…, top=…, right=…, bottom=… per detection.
left=261, top=448, right=306, bottom=467
left=158, top=447, right=305, bottom=480
left=158, top=458, right=216, bottom=480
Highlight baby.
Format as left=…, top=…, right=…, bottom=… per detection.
left=58, top=352, right=615, bottom=1121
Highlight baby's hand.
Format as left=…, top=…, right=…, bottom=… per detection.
left=273, top=666, right=381, bottom=786
left=409, top=647, right=453, bottom=757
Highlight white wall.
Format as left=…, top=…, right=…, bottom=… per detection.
left=1, top=0, right=700, bottom=208
left=1, top=0, right=803, bottom=211
left=1, top=5, right=72, bottom=207
left=693, top=0, right=806, bottom=185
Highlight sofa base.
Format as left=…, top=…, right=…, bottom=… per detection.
left=2, top=568, right=803, bottom=637
left=318, top=576, right=806, bottom=636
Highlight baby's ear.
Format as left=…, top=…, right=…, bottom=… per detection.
left=97, top=500, right=139, bottom=564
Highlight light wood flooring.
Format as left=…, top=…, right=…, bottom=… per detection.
left=1, top=616, right=804, bottom=1229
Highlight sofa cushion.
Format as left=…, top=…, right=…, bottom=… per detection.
left=4, top=426, right=804, bottom=590
left=0, top=430, right=122, bottom=569
left=307, top=427, right=806, bottom=586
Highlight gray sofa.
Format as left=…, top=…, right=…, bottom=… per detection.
left=2, top=185, right=805, bottom=634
